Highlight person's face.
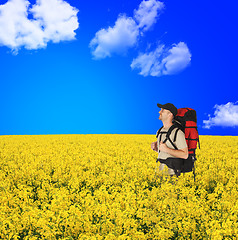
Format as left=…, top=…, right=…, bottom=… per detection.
left=159, top=108, right=172, bottom=121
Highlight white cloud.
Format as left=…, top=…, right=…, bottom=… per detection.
left=130, top=42, right=191, bottom=77
left=89, top=15, right=139, bottom=59
left=203, top=102, right=238, bottom=129
left=90, top=0, right=163, bottom=59
left=0, top=0, right=79, bottom=52
left=134, top=0, right=164, bottom=32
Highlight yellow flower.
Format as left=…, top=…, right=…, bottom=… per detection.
left=0, top=135, right=237, bottom=239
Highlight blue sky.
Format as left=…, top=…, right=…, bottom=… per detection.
left=0, top=0, right=238, bottom=135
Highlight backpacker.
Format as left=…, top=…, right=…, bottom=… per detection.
left=156, top=108, right=200, bottom=179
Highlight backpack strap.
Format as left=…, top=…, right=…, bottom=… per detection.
left=173, top=128, right=180, bottom=142
left=156, top=126, right=169, bottom=145
left=163, top=125, right=178, bottom=150
left=156, top=126, right=163, bottom=138
left=156, top=126, right=168, bottom=153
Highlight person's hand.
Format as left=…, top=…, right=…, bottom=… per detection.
left=159, top=142, right=168, bottom=153
left=151, top=142, right=158, bottom=152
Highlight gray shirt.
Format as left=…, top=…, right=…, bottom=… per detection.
left=157, top=127, right=187, bottom=160
left=156, top=126, right=187, bottom=175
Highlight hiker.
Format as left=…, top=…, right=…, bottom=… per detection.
left=151, top=103, right=188, bottom=177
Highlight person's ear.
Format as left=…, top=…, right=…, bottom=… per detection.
left=169, top=112, right=174, bottom=119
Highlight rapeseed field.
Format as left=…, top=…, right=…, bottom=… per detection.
left=0, top=134, right=237, bottom=239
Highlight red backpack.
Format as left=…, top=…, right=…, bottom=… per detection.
left=174, top=108, right=200, bottom=157
left=156, top=108, right=200, bottom=178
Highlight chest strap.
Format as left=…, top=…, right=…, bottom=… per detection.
left=156, top=125, right=179, bottom=151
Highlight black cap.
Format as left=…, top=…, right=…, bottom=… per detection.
left=157, top=103, right=177, bottom=117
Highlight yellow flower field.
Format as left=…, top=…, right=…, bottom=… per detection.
left=0, top=134, right=237, bottom=239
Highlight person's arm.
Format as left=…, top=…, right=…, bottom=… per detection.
left=159, top=142, right=188, bottom=159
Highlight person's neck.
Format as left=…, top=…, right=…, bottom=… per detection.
left=163, top=120, right=173, bottom=130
